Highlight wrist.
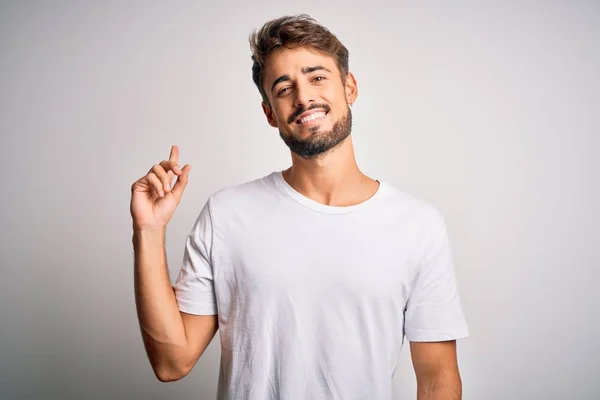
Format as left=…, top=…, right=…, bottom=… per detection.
left=132, top=226, right=166, bottom=240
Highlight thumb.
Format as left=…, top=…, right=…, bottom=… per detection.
left=171, top=164, right=191, bottom=203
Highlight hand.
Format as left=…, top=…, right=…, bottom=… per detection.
left=130, top=145, right=191, bottom=231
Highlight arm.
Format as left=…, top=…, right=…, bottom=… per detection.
left=404, top=210, right=469, bottom=398
left=133, top=228, right=218, bottom=382
left=410, top=340, right=462, bottom=400
left=131, top=145, right=217, bottom=382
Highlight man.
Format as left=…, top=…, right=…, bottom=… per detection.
left=131, top=14, right=469, bottom=400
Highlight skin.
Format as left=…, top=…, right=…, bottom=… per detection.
left=131, top=147, right=218, bottom=382
left=130, top=46, right=463, bottom=395
left=411, top=341, right=463, bottom=399
left=261, top=46, right=379, bottom=206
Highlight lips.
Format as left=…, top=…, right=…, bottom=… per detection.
left=295, top=110, right=328, bottom=125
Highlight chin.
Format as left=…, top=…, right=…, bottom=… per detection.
left=296, top=123, right=331, bottom=137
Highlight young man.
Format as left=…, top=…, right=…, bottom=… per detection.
left=131, top=14, right=469, bottom=400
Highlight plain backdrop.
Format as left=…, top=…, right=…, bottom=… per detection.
left=0, top=1, right=598, bottom=399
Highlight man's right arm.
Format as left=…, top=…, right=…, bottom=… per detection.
left=133, top=228, right=218, bottom=382
left=131, top=145, right=218, bottom=382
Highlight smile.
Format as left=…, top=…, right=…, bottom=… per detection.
left=296, top=111, right=327, bottom=125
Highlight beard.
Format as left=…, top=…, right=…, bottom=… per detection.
left=279, top=106, right=353, bottom=160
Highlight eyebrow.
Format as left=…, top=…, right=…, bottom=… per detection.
left=270, top=65, right=332, bottom=93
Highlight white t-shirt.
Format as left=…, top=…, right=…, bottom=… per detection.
left=174, top=171, right=469, bottom=399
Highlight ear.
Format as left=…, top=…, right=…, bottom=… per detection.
left=262, top=101, right=279, bottom=128
left=344, top=71, right=358, bottom=105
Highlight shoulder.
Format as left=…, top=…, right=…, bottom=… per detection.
left=204, top=171, right=280, bottom=214
left=380, top=182, right=447, bottom=232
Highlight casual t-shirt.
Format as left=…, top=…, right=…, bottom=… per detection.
left=173, top=171, right=469, bottom=399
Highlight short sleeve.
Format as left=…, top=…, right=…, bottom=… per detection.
left=173, top=198, right=218, bottom=315
left=404, top=212, right=469, bottom=342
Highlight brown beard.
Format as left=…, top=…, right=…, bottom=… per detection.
left=279, top=106, right=352, bottom=159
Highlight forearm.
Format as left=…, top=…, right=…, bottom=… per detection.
left=417, top=372, right=462, bottom=400
left=133, top=228, right=188, bottom=381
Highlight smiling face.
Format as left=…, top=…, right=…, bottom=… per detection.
left=261, top=47, right=358, bottom=159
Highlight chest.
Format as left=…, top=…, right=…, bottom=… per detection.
left=215, top=217, right=422, bottom=304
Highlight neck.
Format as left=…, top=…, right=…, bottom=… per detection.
left=283, top=136, right=379, bottom=207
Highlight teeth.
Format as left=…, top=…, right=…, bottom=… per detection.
left=299, top=112, right=326, bottom=124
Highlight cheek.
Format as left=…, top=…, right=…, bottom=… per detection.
left=267, top=105, right=283, bottom=123
left=277, top=110, right=290, bottom=125
left=276, top=106, right=295, bottom=125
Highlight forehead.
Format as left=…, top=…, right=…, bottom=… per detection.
left=263, top=47, right=339, bottom=82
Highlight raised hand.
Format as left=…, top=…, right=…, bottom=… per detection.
left=130, top=145, right=191, bottom=231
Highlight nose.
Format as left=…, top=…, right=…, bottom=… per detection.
left=293, top=79, right=315, bottom=109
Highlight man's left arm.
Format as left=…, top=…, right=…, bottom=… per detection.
left=410, top=340, right=462, bottom=400
left=404, top=210, right=469, bottom=399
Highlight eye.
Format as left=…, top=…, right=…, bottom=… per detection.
left=313, top=76, right=326, bottom=82
left=277, top=86, right=292, bottom=97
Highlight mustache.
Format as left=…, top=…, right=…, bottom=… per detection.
left=287, top=103, right=331, bottom=124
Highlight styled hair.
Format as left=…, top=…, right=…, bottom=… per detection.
left=249, top=14, right=349, bottom=104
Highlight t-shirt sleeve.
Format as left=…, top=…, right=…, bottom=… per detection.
left=404, top=210, right=469, bottom=342
left=173, top=198, right=218, bottom=315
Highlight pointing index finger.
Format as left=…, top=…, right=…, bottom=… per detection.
left=169, top=145, right=179, bottom=163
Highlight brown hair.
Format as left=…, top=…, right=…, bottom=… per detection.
left=249, top=14, right=350, bottom=104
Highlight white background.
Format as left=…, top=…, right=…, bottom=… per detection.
left=0, top=1, right=598, bottom=399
